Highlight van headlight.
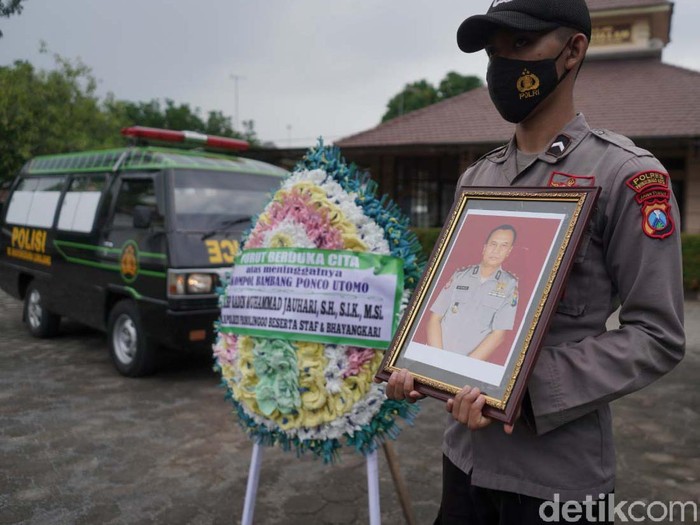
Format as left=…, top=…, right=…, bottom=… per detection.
left=168, top=271, right=216, bottom=296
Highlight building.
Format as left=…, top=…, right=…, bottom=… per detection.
left=330, top=0, right=700, bottom=232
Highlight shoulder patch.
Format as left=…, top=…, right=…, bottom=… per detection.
left=625, top=171, right=675, bottom=239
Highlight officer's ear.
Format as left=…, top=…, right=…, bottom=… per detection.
left=565, top=33, right=588, bottom=73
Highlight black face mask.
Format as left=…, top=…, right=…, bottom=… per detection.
left=486, top=41, right=572, bottom=124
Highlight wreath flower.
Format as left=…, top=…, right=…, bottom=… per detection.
left=213, top=140, right=425, bottom=462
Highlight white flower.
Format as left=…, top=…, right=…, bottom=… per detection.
left=261, top=218, right=316, bottom=248
left=281, top=169, right=328, bottom=190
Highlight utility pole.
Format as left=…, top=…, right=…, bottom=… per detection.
left=229, top=74, right=245, bottom=131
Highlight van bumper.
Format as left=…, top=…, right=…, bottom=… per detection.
left=140, top=299, right=219, bottom=351
left=165, top=308, right=219, bottom=351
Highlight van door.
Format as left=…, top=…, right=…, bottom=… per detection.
left=52, top=173, right=110, bottom=328
left=99, top=175, right=168, bottom=307
left=1, top=175, right=65, bottom=303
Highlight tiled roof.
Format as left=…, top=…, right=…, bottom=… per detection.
left=586, top=0, right=670, bottom=11
left=336, top=58, right=700, bottom=148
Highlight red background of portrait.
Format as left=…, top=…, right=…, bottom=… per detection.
left=412, top=213, right=563, bottom=366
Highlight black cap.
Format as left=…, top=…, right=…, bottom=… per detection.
left=457, top=0, right=592, bottom=53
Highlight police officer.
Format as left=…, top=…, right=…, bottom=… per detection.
left=383, top=0, right=685, bottom=523
left=428, top=225, right=518, bottom=361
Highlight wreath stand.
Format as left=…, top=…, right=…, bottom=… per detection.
left=241, top=441, right=416, bottom=525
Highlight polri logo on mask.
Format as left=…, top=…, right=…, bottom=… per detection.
left=516, top=69, right=541, bottom=99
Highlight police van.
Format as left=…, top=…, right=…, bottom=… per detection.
left=0, top=127, right=286, bottom=376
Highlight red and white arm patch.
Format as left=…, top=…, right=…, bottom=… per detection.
left=625, top=170, right=675, bottom=239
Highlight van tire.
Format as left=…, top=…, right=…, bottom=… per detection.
left=24, top=282, right=60, bottom=338
left=107, top=300, right=156, bottom=377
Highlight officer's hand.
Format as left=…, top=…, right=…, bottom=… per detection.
left=446, top=386, right=492, bottom=430
left=447, top=386, right=522, bottom=434
left=380, top=368, right=426, bottom=403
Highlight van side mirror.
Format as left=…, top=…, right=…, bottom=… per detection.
left=133, top=205, right=155, bottom=229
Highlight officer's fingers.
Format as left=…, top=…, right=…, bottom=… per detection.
left=408, top=390, right=426, bottom=402
left=402, top=372, right=424, bottom=403
left=403, top=370, right=416, bottom=396
left=386, top=370, right=404, bottom=400
left=468, top=393, right=493, bottom=430
left=452, top=386, right=474, bottom=424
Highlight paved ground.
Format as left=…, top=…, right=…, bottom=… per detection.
left=0, top=289, right=698, bottom=524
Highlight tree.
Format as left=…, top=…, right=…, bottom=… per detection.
left=0, top=0, right=26, bottom=37
left=381, top=80, right=438, bottom=123
left=381, top=72, right=483, bottom=122
left=438, top=72, right=483, bottom=100
left=0, top=55, right=124, bottom=181
left=109, top=98, right=260, bottom=147
left=0, top=51, right=262, bottom=181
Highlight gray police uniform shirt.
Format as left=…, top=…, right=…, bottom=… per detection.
left=444, top=114, right=685, bottom=501
left=430, top=265, right=518, bottom=356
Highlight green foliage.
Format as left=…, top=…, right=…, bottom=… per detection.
left=0, top=0, right=24, bottom=37
left=0, top=50, right=260, bottom=181
left=682, top=234, right=700, bottom=291
left=382, top=80, right=439, bottom=123
left=381, top=72, right=483, bottom=122
left=107, top=98, right=259, bottom=146
left=411, top=227, right=442, bottom=258
left=438, top=72, right=483, bottom=99
left=0, top=55, right=124, bottom=181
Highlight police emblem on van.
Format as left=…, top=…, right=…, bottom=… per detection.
left=120, top=241, right=139, bottom=282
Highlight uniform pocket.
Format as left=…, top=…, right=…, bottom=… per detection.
left=556, top=262, right=591, bottom=317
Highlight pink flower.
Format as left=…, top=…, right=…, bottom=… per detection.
left=247, top=189, right=344, bottom=249
left=213, top=333, right=238, bottom=365
left=344, top=347, right=377, bottom=377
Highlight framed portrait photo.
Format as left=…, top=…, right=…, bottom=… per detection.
left=376, top=187, right=600, bottom=424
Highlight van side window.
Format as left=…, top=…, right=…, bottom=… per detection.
left=111, top=179, right=161, bottom=229
left=5, top=176, right=65, bottom=227
left=57, top=174, right=107, bottom=233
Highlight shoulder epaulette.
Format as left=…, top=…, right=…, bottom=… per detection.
left=462, top=144, right=508, bottom=172
left=590, top=128, right=653, bottom=158
left=502, top=269, right=518, bottom=281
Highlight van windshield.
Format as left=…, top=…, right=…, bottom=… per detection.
left=171, top=170, right=281, bottom=232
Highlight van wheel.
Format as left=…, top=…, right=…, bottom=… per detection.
left=24, top=282, right=60, bottom=338
left=107, top=300, right=156, bottom=377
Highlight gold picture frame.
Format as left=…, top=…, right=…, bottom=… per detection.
left=376, top=187, right=600, bottom=424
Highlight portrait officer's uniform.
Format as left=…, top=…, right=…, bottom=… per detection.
left=430, top=265, right=518, bottom=356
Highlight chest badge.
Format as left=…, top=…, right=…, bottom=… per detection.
left=548, top=172, right=596, bottom=188
left=489, top=281, right=507, bottom=298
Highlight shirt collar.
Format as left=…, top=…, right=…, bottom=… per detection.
left=487, top=113, right=591, bottom=167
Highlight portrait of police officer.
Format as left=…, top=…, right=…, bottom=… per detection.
left=427, top=224, right=518, bottom=362
left=383, top=0, right=685, bottom=523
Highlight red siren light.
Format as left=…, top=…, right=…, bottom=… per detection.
left=121, top=126, right=249, bottom=152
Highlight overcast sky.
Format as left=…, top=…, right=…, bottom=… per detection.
left=2, top=1, right=699, bottom=148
